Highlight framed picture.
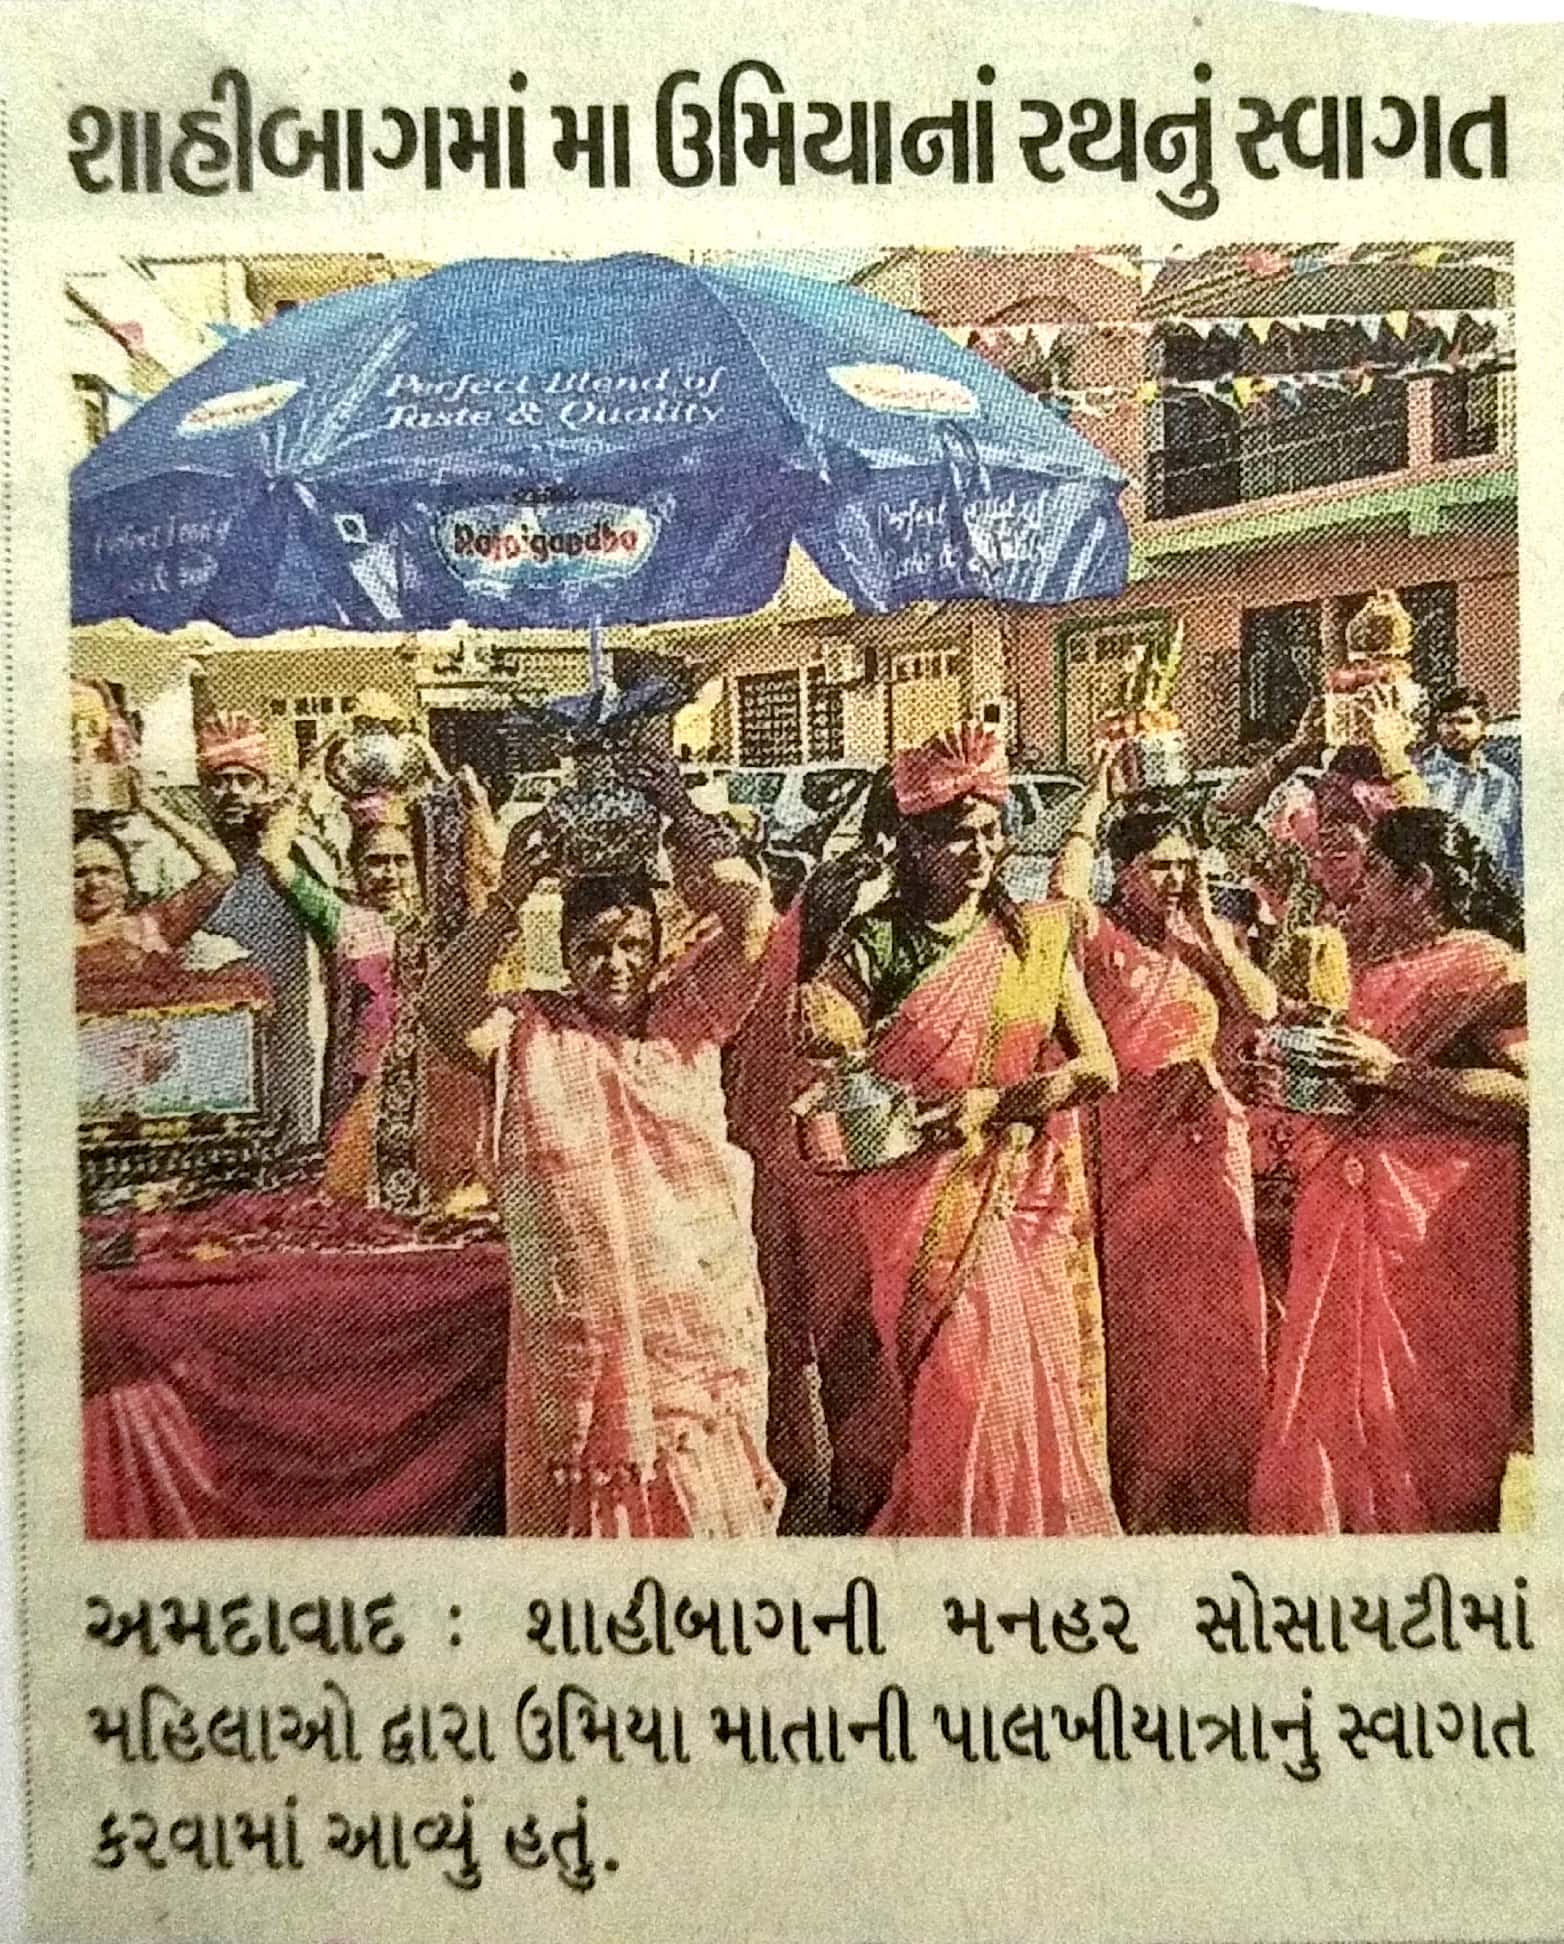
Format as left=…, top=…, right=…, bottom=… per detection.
left=77, top=999, right=264, bottom=1129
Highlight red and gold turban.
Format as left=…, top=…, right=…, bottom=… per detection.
left=195, top=711, right=271, bottom=780
left=891, top=722, right=1009, bottom=818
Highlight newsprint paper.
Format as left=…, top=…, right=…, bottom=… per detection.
left=0, top=0, right=1562, bottom=1936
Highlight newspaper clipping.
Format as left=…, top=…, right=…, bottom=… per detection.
left=1, top=0, right=1561, bottom=1935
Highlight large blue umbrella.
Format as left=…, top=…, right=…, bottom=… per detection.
left=72, top=253, right=1128, bottom=635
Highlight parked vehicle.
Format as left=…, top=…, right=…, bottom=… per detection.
left=731, top=762, right=878, bottom=861
left=496, top=768, right=567, bottom=833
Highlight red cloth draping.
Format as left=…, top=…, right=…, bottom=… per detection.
left=83, top=1240, right=509, bottom=1539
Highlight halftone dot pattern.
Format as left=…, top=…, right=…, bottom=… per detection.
left=69, top=244, right=1527, bottom=1542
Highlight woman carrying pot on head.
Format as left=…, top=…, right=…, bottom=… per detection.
left=1214, top=685, right=1429, bottom=928
left=1050, top=744, right=1276, bottom=1534
left=75, top=776, right=243, bottom=1014
left=422, top=745, right=781, bottom=1541
left=259, top=760, right=492, bottom=1214
left=1252, top=806, right=1527, bottom=1535
left=794, top=724, right=1120, bottom=1540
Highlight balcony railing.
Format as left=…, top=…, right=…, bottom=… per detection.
left=1144, top=364, right=1514, bottom=523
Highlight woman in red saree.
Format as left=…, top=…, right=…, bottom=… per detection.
left=1051, top=756, right=1277, bottom=1533
left=1253, top=807, right=1528, bottom=1534
left=425, top=750, right=780, bottom=1540
left=799, top=724, right=1119, bottom=1538
left=726, top=882, right=902, bottom=1533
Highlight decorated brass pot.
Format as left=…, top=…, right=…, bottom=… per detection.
left=793, top=1054, right=925, bottom=1173
left=549, top=746, right=661, bottom=878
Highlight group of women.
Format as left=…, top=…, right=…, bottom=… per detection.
left=76, top=708, right=1529, bottom=1543
left=437, top=716, right=1529, bottom=1542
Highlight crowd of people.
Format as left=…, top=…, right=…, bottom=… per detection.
left=73, top=665, right=1529, bottom=1543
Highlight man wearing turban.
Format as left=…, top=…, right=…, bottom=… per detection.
left=195, top=712, right=325, bottom=1155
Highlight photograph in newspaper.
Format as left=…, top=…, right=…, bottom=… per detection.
left=69, top=239, right=1528, bottom=1546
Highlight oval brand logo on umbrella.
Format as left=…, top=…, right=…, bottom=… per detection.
left=176, top=380, right=304, bottom=438
left=435, top=499, right=659, bottom=597
left=827, top=363, right=979, bottom=418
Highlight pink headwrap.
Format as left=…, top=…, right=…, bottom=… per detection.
left=1272, top=769, right=1395, bottom=859
left=345, top=791, right=411, bottom=833
left=892, top=723, right=1009, bottom=818
left=196, top=710, right=271, bottom=780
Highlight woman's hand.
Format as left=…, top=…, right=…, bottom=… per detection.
left=1287, top=695, right=1328, bottom=763
left=1366, top=684, right=1416, bottom=774
left=1314, top=1025, right=1402, bottom=1089
left=499, top=810, right=560, bottom=902
left=455, top=764, right=491, bottom=815
left=615, top=739, right=688, bottom=818
left=919, top=1087, right=1002, bottom=1153
left=1178, top=862, right=1219, bottom=940
left=290, top=743, right=330, bottom=802
left=1088, top=728, right=1128, bottom=791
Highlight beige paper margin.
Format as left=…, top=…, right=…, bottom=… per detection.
left=1, top=1, right=1562, bottom=1937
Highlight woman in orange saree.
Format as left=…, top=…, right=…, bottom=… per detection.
left=1252, top=807, right=1528, bottom=1534
left=1051, top=761, right=1277, bottom=1533
left=799, top=725, right=1120, bottom=1538
left=425, top=750, right=781, bottom=1540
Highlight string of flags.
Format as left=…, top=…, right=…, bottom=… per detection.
left=1043, top=242, right=1511, bottom=296
left=944, top=307, right=1515, bottom=357
left=1017, top=345, right=1515, bottom=420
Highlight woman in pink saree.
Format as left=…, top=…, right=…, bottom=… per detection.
left=1253, top=807, right=1528, bottom=1534
left=424, top=751, right=780, bottom=1540
left=798, top=725, right=1119, bottom=1538
left=1051, top=760, right=1277, bottom=1533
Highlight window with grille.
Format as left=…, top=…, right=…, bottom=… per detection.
left=1239, top=602, right=1321, bottom=744
left=890, top=647, right=964, bottom=682
left=736, top=672, right=803, bottom=767
left=1433, top=369, right=1515, bottom=460
left=806, top=665, right=845, bottom=760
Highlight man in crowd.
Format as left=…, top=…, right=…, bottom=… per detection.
left=1416, top=684, right=1523, bottom=887
left=195, top=712, right=325, bottom=1157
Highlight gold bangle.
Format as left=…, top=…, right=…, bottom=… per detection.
left=1062, top=829, right=1093, bottom=846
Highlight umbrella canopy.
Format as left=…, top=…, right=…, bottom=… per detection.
left=73, top=254, right=1128, bottom=636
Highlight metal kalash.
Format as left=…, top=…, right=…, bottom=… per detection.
left=505, top=619, right=686, bottom=877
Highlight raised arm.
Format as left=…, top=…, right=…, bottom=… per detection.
left=421, top=814, right=558, bottom=1068
left=258, top=746, right=329, bottom=888
left=132, top=776, right=236, bottom=887
left=455, top=764, right=505, bottom=907
left=1365, top=685, right=1430, bottom=808
left=1175, top=871, right=1278, bottom=1024
left=619, top=742, right=774, bottom=965
left=1215, top=698, right=1325, bottom=822
left=1048, top=742, right=1118, bottom=914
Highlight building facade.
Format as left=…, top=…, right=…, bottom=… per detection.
left=852, top=243, right=1518, bottom=771
left=69, top=246, right=1518, bottom=779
